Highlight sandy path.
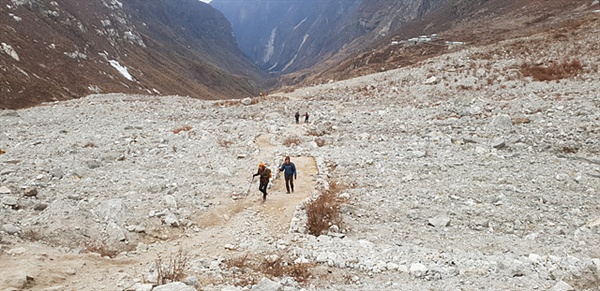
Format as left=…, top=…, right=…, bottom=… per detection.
left=0, top=124, right=317, bottom=290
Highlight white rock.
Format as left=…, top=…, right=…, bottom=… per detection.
left=409, top=263, right=428, bottom=278
left=241, top=97, right=252, bottom=105
left=0, top=186, right=11, bottom=194
left=153, top=282, right=195, bottom=291
left=428, top=214, right=450, bottom=227
left=164, top=195, right=177, bottom=209
left=252, top=277, right=282, bottom=291
left=551, top=281, right=574, bottom=291
left=7, top=247, right=26, bottom=255
left=132, top=283, right=153, bottom=291
left=163, top=213, right=180, bottom=227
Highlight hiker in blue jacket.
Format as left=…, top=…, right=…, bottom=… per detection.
left=278, top=156, right=297, bottom=194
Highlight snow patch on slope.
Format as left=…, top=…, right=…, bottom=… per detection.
left=109, top=60, right=133, bottom=81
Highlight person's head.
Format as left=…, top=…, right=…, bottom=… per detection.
left=259, top=163, right=265, bottom=169
left=284, top=156, right=290, bottom=164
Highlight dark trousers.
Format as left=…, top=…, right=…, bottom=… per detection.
left=284, top=174, right=294, bottom=193
left=259, top=181, right=268, bottom=200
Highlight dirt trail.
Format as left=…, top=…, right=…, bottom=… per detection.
left=0, top=123, right=318, bottom=290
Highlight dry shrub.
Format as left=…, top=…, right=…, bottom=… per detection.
left=213, top=100, right=239, bottom=107
left=173, top=125, right=192, bottom=134
left=83, top=142, right=97, bottom=148
left=512, top=117, right=531, bottom=124
left=155, top=249, right=190, bottom=285
left=226, top=254, right=249, bottom=269
left=306, top=181, right=346, bottom=236
left=314, top=138, right=326, bottom=147
left=282, top=136, right=302, bottom=147
left=520, top=60, right=583, bottom=81
left=84, top=240, right=119, bottom=258
left=260, top=257, right=313, bottom=283
left=224, top=253, right=313, bottom=286
left=306, top=123, right=334, bottom=137
left=561, top=146, right=579, bottom=154
left=218, top=139, right=233, bottom=148
left=21, top=229, right=43, bottom=242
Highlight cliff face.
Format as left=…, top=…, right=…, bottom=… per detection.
left=0, top=0, right=263, bottom=109
left=211, top=0, right=444, bottom=74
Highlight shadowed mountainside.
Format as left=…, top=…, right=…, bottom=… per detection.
left=0, top=0, right=264, bottom=110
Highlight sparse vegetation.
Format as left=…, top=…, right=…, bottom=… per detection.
left=282, top=136, right=302, bottom=147
left=223, top=253, right=314, bottom=286
left=21, top=229, right=43, bottom=242
left=307, top=123, right=334, bottom=137
left=155, top=249, right=190, bottom=285
left=512, top=117, right=532, bottom=125
left=84, top=240, right=119, bottom=258
left=260, top=257, right=313, bottom=283
left=520, top=60, right=584, bottom=81
left=314, top=138, right=326, bottom=147
left=561, top=146, right=579, bottom=154
left=218, top=138, right=233, bottom=148
left=306, top=181, right=347, bottom=236
left=173, top=125, right=192, bottom=134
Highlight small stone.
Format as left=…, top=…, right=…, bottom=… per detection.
left=164, top=195, right=177, bottom=209
left=153, top=282, right=195, bottom=291
left=33, top=203, right=49, bottom=211
left=22, top=187, right=38, bottom=197
left=0, top=186, right=11, bottom=194
left=224, top=244, right=237, bottom=250
left=428, top=214, right=450, bottom=227
left=409, top=263, right=428, bottom=278
left=264, top=254, right=280, bottom=264
left=2, top=196, right=18, bottom=206
left=2, top=224, right=20, bottom=235
left=7, top=247, right=26, bottom=255
left=240, top=97, right=252, bottom=106
left=491, top=138, right=506, bottom=149
left=551, top=281, right=574, bottom=291
left=329, top=224, right=340, bottom=233
left=132, top=283, right=153, bottom=291
left=252, top=277, right=282, bottom=291
left=182, top=276, right=199, bottom=287
left=424, top=76, right=438, bottom=84
left=163, top=213, right=180, bottom=227
left=387, top=262, right=399, bottom=271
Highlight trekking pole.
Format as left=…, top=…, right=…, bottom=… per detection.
left=245, top=176, right=255, bottom=198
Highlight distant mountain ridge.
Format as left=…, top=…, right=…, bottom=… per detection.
left=0, top=0, right=263, bottom=109
left=211, top=0, right=445, bottom=74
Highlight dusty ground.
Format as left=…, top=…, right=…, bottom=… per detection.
left=0, top=124, right=318, bottom=291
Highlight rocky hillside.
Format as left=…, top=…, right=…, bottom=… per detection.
left=0, top=7, right=599, bottom=291
left=294, top=0, right=600, bottom=86
left=0, top=0, right=264, bottom=110
left=211, top=0, right=444, bottom=74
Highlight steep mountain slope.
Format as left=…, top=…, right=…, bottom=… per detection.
left=285, top=0, right=600, bottom=86
left=211, top=0, right=444, bottom=74
left=0, top=0, right=264, bottom=109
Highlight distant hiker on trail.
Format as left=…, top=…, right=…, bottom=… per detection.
left=304, top=112, right=309, bottom=123
left=253, top=163, right=272, bottom=202
left=278, top=156, right=297, bottom=194
left=295, top=111, right=300, bottom=124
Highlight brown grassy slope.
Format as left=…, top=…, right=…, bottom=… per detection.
left=275, top=0, right=599, bottom=88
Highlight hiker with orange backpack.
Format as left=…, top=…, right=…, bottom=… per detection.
left=253, top=163, right=272, bottom=202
